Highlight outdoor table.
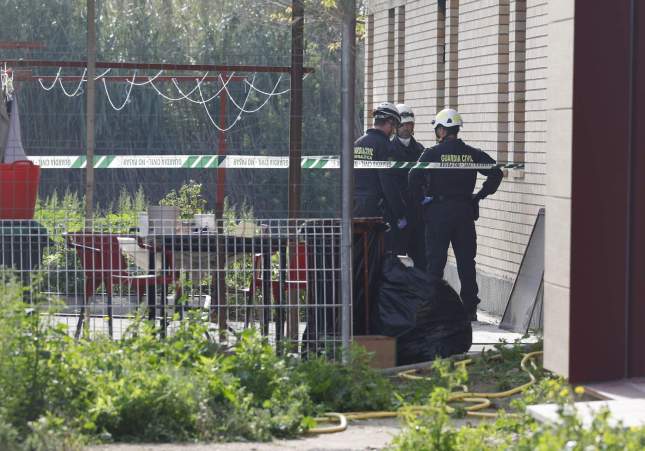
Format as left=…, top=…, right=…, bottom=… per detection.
left=144, top=233, right=290, bottom=343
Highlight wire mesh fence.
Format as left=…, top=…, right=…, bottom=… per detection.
left=0, top=215, right=345, bottom=358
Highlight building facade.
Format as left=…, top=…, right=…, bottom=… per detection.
left=365, top=0, right=645, bottom=382
left=365, top=0, right=547, bottom=316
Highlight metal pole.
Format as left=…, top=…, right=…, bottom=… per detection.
left=340, top=0, right=356, bottom=360
left=287, top=0, right=305, bottom=348
left=288, top=0, right=304, bottom=219
left=214, top=88, right=227, bottom=338
left=215, top=87, right=227, bottom=219
left=84, top=0, right=96, bottom=223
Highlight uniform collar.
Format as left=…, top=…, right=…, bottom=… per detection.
left=396, top=136, right=412, bottom=147
left=440, top=136, right=460, bottom=144
left=366, top=128, right=389, bottom=138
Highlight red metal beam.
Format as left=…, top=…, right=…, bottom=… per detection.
left=0, top=41, right=46, bottom=49
left=2, top=59, right=314, bottom=74
left=216, top=91, right=227, bottom=219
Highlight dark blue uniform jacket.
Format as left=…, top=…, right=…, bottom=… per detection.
left=408, top=138, right=503, bottom=216
left=391, top=135, right=425, bottom=218
left=353, top=128, right=406, bottom=220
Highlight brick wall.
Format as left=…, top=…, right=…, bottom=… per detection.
left=366, top=0, right=548, bottom=315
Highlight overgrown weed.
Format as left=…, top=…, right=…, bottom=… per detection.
left=391, top=343, right=645, bottom=450
left=3, top=270, right=641, bottom=448
left=0, top=280, right=390, bottom=446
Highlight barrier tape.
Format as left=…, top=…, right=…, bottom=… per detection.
left=26, top=155, right=525, bottom=170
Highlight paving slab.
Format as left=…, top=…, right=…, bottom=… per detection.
left=470, top=310, right=537, bottom=352
left=528, top=399, right=645, bottom=428
left=585, top=378, right=645, bottom=400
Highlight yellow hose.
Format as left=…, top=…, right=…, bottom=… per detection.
left=449, top=351, right=542, bottom=417
left=344, top=411, right=400, bottom=420
left=308, top=413, right=348, bottom=434
left=309, top=351, right=543, bottom=433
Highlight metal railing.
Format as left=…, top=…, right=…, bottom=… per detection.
left=0, top=216, right=345, bottom=357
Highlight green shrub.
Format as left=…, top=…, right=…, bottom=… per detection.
left=6, top=266, right=642, bottom=451
left=295, top=344, right=394, bottom=413
left=0, top=279, right=71, bottom=434
left=392, top=388, right=459, bottom=451
left=394, top=406, right=645, bottom=451
left=230, top=330, right=314, bottom=437
left=159, top=180, right=207, bottom=218
left=390, top=359, right=645, bottom=451
left=0, top=413, right=21, bottom=451
left=89, top=364, right=201, bottom=441
left=23, top=415, right=86, bottom=451
left=0, top=284, right=317, bottom=445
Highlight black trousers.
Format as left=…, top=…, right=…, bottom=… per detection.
left=424, top=200, right=480, bottom=312
left=388, top=215, right=426, bottom=270
left=378, top=207, right=426, bottom=271
left=355, top=195, right=426, bottom=269
left=408, top=210, right=427, bottom=270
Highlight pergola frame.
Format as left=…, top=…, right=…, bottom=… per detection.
left=2, top=58, right=313, bottom=219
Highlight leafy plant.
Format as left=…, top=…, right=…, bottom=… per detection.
left=0, top=412, right=21, bottom=451
left=393, top=387, right=458, bottom=451
left=8, top=272, right=634, bottom=450
left=0, top=277, right=69, bottom=434
left=0, top=283, right=316, bottom=445
left=229, top=330, right=313, bottom=437
left=295, top=344, right=394, bottom=413
left=159, top=180, right=207, bottom=219
left=23, top=415, right=86, bottom=451
left=390, top=344, right=645, bottom=451
left=393, top=397, right=645, bottom=451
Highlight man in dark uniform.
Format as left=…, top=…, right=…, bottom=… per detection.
left=409, top=108, right=503, bottom=321
left=353, top=102, right=407, bottom=252
left=390, top=103, right=426, bottom=269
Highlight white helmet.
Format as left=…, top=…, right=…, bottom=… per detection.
left=373, top=102, right=401, bottom=124
left=431, top=108, right=463, bottom=129
left=396, top=104, right=415, bottom=124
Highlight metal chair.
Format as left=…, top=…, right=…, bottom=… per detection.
left=242, top=242, right=307, bottom=340
left=65, top=232, right=180, bottom=338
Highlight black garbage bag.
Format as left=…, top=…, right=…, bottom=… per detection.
left=372, top=255, right=472, bottom=365
left=397, top=279, right=472, bottom=365
left=371, top=255, right=427, bottom=337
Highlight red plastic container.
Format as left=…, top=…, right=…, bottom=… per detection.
left=0, top=160, right=41, bottom=219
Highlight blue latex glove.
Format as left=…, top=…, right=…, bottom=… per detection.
left=421, top=196, right=434, bottom=205
left=397, top=218, right=408, bottom=230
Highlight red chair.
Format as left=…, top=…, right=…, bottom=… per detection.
left=243, top=243, right=307, bottom=339
left=65, top=233, right=180, bottom=338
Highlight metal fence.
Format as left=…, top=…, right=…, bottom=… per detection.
left=0, top=216, right=345, bottom=357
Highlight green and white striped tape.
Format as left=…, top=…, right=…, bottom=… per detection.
left=26, top=155, right=525, bottom=170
